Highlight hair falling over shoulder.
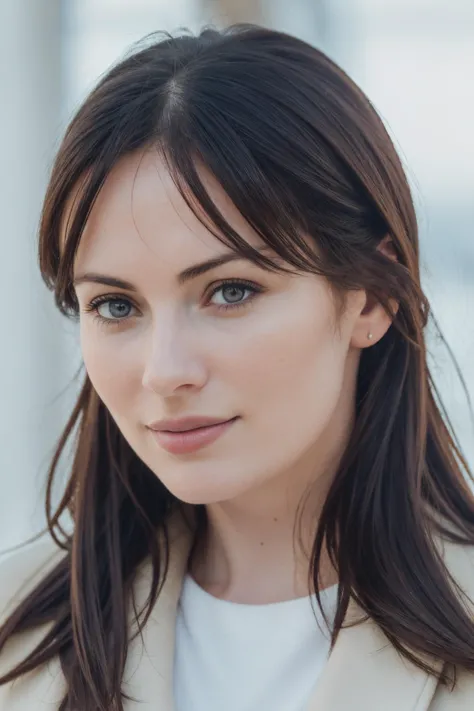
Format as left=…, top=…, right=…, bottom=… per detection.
left=1, top=23, right=474, bottom=711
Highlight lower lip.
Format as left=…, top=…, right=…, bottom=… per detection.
left=150, top=418, right=238, bottom=455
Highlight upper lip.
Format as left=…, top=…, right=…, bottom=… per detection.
left=147, top=415, right=236, bottom=433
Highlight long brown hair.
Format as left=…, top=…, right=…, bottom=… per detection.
left=1, top=23, right=474, bottom=711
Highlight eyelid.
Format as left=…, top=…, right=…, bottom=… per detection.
left=84, top=292, right=137, bottom=309
left=83, top=277, right=264, bottom=306
left=205, top=276, right=262, bottom=294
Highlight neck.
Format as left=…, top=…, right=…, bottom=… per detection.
left=189, top=427, right=350, bottom=604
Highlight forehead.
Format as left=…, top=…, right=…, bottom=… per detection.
left=69, top=150, right=263, bottom=278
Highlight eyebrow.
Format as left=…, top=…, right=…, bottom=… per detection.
left=73, top=248, right=273, bottom=291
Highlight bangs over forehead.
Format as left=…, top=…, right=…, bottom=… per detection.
left=40, top=25, right=393, bottom=324
left=56, top=141, right=323, bottom=318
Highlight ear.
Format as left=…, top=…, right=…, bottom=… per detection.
left=377, top=234, right=398, bottom=262
left=350, top=235, right=400, bottom=349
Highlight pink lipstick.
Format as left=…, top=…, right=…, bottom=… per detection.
left=149, top=417, right=238, bottom=455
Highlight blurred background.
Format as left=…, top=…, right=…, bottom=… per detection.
left=0, top=0, right=473, bottom=550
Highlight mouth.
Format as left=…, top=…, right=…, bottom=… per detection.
left=150, top=417, right=239, bottom=455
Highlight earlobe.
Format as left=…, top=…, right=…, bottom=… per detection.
left=352, top=296, right=396, bottom=349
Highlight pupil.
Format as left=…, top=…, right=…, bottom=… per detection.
left=110, top=301, right=129, bottom=318
left=224, top=286, right=243, bottom=303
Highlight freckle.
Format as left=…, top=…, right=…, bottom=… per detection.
left=260, top=541, right=264, bottom=546
left=273, top=517, right=278, bottom=522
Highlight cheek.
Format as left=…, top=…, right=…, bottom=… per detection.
left=79, top=326, right=139, bottom=408
left=234, top=305, right=349, bottom=442
left=252, top=322, right=344, bottom=398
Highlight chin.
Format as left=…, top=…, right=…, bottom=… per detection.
left=166, top=487, right=231, bottom=506
left=161, top=477, right=250, bottom=507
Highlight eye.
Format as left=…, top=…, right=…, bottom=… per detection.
left=83, top=295, right=137, bottom=326
left=82, top=278, right=265, bottom=328
left=207, top=279, right=263, bottom=311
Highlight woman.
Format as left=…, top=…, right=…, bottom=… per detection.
left=0, top=22, right=473, bottom=711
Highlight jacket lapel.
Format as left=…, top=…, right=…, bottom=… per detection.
left=122, top=511, right=194, bottom=711
left=305, top=599, right=441, bottom=711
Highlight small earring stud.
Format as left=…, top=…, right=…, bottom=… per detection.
left=367, top=332, right=374, bottom=341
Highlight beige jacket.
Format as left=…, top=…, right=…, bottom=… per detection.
left=1, top=514, right=474, bottom=711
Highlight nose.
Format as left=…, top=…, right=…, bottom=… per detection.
left=141, top=317, right=207, bottom=397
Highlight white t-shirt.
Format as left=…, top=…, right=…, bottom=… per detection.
left=174, top=574, right=338, bottom=711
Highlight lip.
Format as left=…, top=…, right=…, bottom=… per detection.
left=149, top=417, right=238, bottom=455
left=148, top=415, right=235, bottom=432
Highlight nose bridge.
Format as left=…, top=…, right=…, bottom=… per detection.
left=142, top=306, right=205, bottom=394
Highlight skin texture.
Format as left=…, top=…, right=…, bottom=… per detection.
left=72, top=149, right=394, bottom=603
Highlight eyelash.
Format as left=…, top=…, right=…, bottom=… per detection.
left=83, top=278, right=264, bottom=328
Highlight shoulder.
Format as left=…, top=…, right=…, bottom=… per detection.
left=0, top=535, right=68, bottom=710
left=426, top=532, right=474, bottom=709
left=435, top=531, right=474, bottom=605
left=429, top=533, right=474, bottom=710
left=0, top=533, right=67, bottom=627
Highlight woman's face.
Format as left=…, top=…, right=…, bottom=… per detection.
left=72, top=150, right=369, bottom=505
